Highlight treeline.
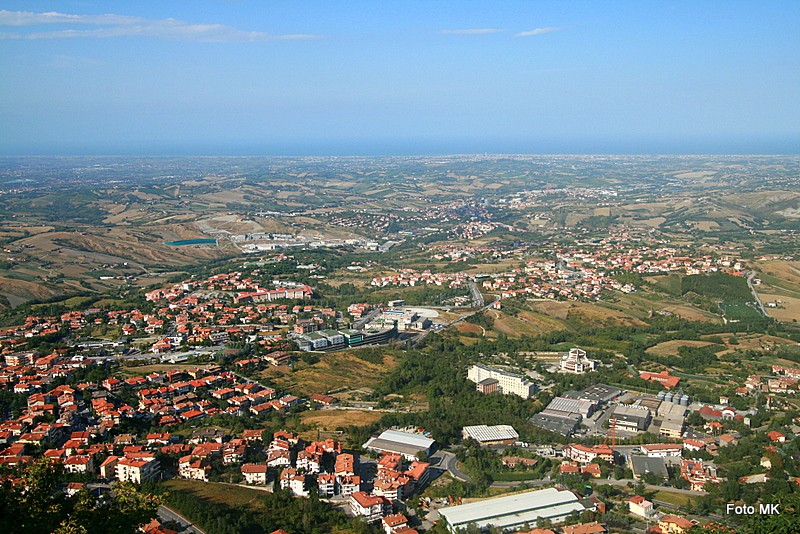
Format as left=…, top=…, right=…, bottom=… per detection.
left=682, top=272, right=753, bottom=301
left=151, top=484, right=377, bottom=534
left=0, top=459, right=160, bottom=534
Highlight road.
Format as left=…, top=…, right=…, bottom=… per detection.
left=468, top=281, right=485, bottom=308
left=158, top=505, right=205, bottom=534
left=353, top=308, right=381, bottom=330
left=602, top=478, right=706, bottom=496
left=430, top=450, right=471, bottom=482
left=746, top=270, right=768, bottom=317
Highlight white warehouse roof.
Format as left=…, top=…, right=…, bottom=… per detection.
left=439, top=487, right=588, bottom=531
left=462, top=425, right=519, bottom=443
left=363, top=429, right=435, bottom=459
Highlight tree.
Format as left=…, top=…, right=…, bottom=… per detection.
left=0, top=458, right=160, bottom=534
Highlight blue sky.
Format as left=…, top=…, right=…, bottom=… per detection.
left=1, top=1, right=798, bottom=155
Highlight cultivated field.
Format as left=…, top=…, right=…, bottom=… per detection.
left=646, top=340, right=720, bottom=357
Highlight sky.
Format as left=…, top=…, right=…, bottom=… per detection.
left=1, top=1, right=799, bottom=156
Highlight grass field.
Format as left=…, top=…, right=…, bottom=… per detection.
left=719, top=301, right=763, bottom=320
left=652, top=490, right=693, bottom=508
left=162, top=479, right=268, bottom=510
left=646, top=274, right=682, bottom=295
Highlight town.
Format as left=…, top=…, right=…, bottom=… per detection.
left=1, top=155, right=799, bottom=534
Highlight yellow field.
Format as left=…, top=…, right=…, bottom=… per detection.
left=530, top=300, right=572, bottom=320
left=758, top=293, right=800, bottom=322
left=300, top=409, right=384, bottom=429
left=566, top=302, right=646, bottom=327
left=488, top=309, right=565, bottom=337
left=454, top=323, right=484, bottom=335
left=261, top=352, right=398, bottom=396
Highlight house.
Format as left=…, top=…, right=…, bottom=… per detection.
left=100, top=455, right=120, bottom=479
left=296, top=450, right=321, bottom=474
left=658, top=515, right=696, bottom=534
left=116, top=457, right=160, bottom=484
left=563, top=444, right=614, bottom=464
left=349, top=491, right=391, bottom=523
left=241, top=463, right=268, bottom=485
left=680, top=459, right=722, bottom=492
left=267, top=449, right=292, bottom=468
left=639, top=370, right=681, bottom=388
left=338, top=475, right=361, bottom=496
left=768, top=431, right=786, bottom=443
left=179, top=456, right=211, bottom=481
left=63, top=455, right=94, bottom=474
left=641, top=443, right=682, bottom=458
left=280, top=468, right=308, bottom=497
left=382, top=513, right=409, bottom=534
left=561, top=523, right=606, bottom=534
left=628, top=495, right=655, bottom=518
left=317, top=473, right=336, bottom=497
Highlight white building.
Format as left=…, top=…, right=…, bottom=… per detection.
left=462, top=425, right=519, bottom=445
left=629, top=496, right=656, bottom=519
left=116, top=457, right=160, bottom=484
left=364, top=429, right=435, bottom=461
left=349, top=491, right=392, bottom=523
left=559, top=348, right=598, bottom=374
left=63, top=455, right=93, bottom=474
left=438, top=487, right=600, bottom=532
left=641, top=443, right=683, bottom=458
left=467, top=364, right=537, bottom=399
left=280, top=468, right=308, bottom=497
left=241, top=463, right=268, bottom=485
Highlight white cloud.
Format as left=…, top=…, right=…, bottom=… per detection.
left=438, top=28, right=505, bottom=35
left=0, top=9, right=322, bottom=42
left=515, top=26, right=563, bottom=37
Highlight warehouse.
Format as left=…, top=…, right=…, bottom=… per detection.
left=530, top=412, right=581, bottom=437
left=631, top=456, right=668, bottom=480
left=462, top=425, right=519, bottom=446
left=438, top=487, right=600, bottom=532
left=541, top=396, right=597, bottom=419
left=611, top=404, right=652, bottom=432
left=363, top=429, right=435, bottom=460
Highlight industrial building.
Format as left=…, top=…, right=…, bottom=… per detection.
left=577, top=384, right=623, bottom=404
left=462, top=425, right=519, bottom=446
left=296, top=325, right=396, bottom=351
left=467, top=364, right=537, bottom=399
left=611, top=404, right=652, bottom=432
left=530, top=412, right=582, bottom=437
left=630, top=456, right=668, bottom=480
left=541, top=395, right=597, bottom=419
left=363, top=429, right=435, bottom=460
left=438, top=487, right=601, bottom=532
